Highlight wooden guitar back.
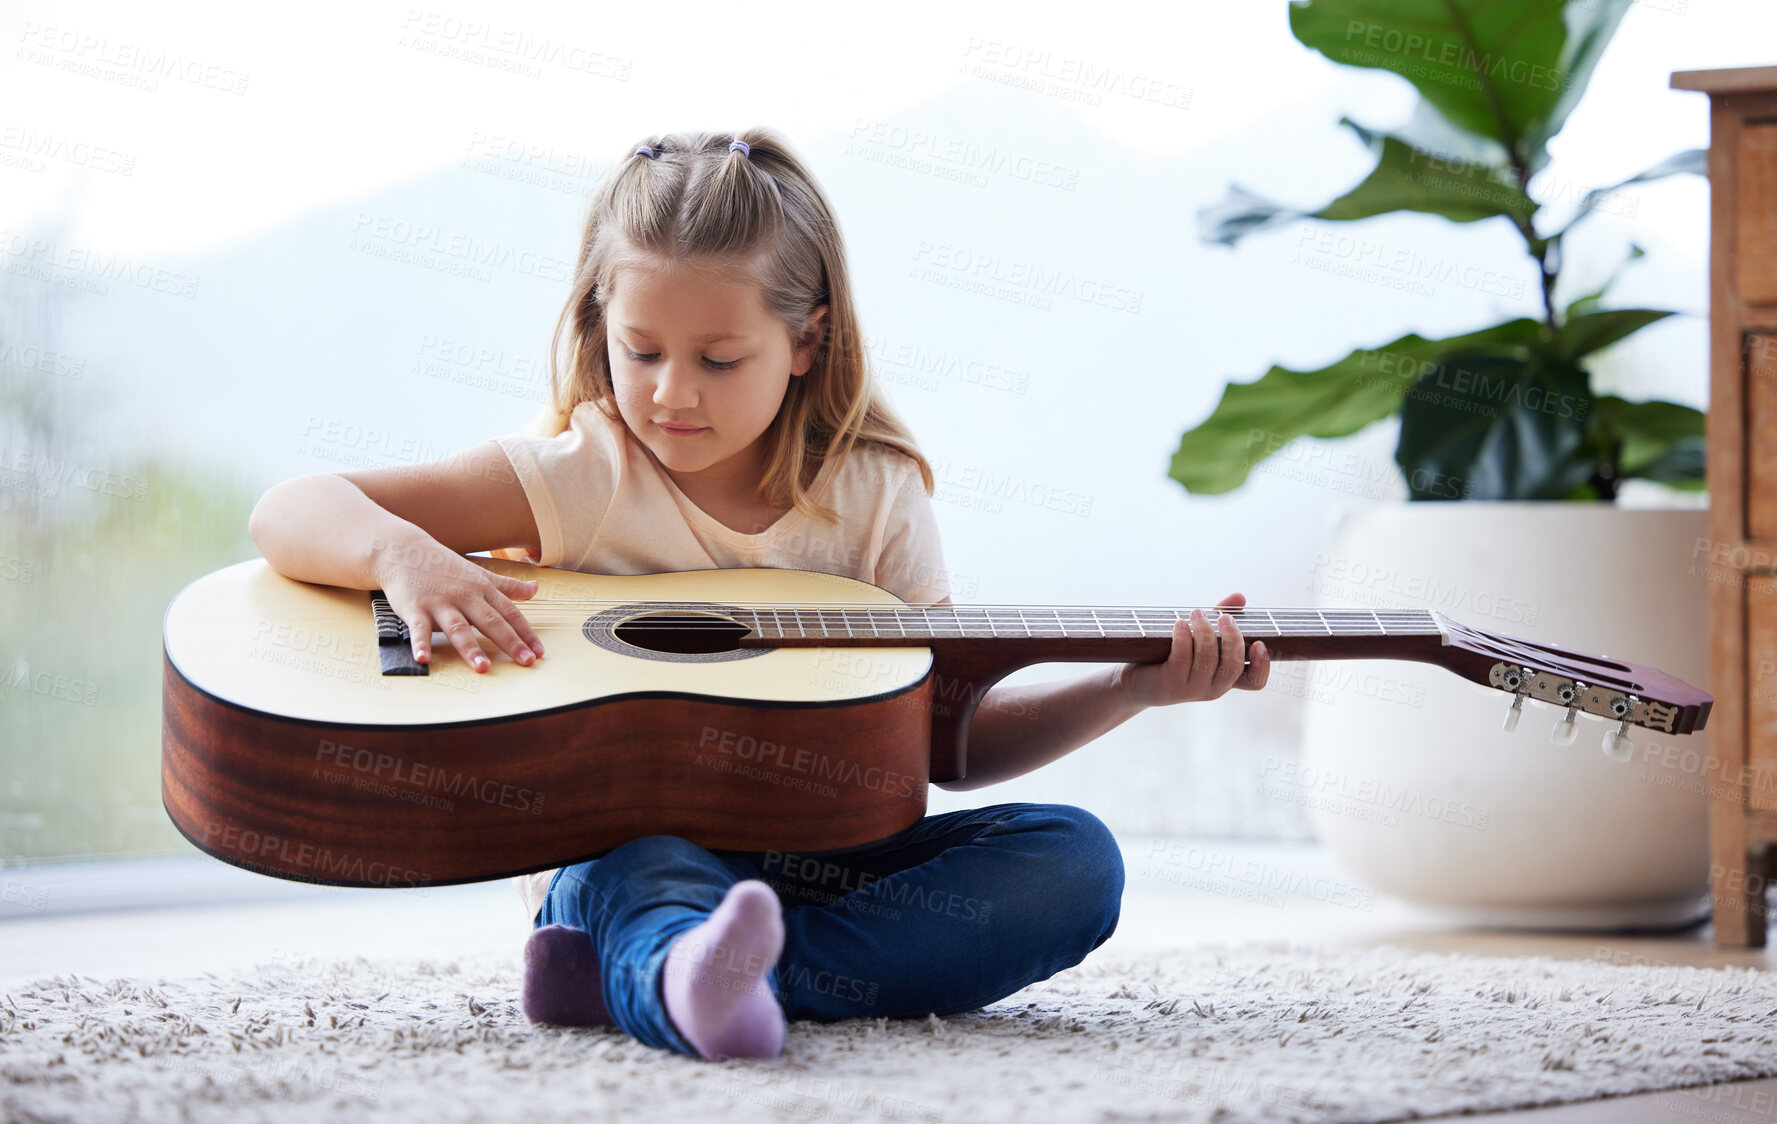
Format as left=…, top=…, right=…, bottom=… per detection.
left=162, top=560, right=935, bottom=886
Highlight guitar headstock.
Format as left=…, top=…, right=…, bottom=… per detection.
left=1433, top=615, right=1711, bottom=760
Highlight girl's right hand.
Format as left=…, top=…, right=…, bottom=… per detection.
left=371, top=532, right=546, bottom=672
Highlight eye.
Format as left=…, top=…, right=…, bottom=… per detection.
left=623, top=347, right=741, bottom=371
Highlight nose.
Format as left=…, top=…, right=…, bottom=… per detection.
left=651, top=360, right=699, bottom=410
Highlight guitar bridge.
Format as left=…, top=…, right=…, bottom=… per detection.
left=371, top=591, right=427, bottom=676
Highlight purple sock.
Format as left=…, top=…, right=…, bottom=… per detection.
left=522, top=924, right=612, bottom=1027
left=662, top=880, right=787, bottom=1060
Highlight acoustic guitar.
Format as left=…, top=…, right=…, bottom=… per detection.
left=161, top=556, right=1712, bottom=889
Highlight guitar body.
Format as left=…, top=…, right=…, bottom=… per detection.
left=162, top=558, right=936, bottom=888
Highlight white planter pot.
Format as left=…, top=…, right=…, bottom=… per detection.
left=1297, top=503, right=1711, bottom=930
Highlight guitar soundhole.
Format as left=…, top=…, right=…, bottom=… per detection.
left=616, top=612, right=748, bottom=655
left=584, top=603, right=770, bottom=664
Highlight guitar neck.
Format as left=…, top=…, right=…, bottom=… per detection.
left=734, top=605, right=1451, bottom=665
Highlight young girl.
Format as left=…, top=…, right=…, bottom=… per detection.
left=247, top=128, right=1270, bottom=1062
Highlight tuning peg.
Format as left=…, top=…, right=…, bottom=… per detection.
left=1602, top=720, right=1635, bottom=762
left=1502, top=693, right=1525, bottom=733
left=1551, top=704, right=1579, bottom=746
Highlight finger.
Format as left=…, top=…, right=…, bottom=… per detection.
left=486, top=588, right=545, bottom=656
left=408, top=610, right=433, bottom=664
left=1215, top=592, right=1246, bottom=609
left=437, top=609, right=490, bottom=672
left=1211, top=613, right=1245, bottom=694
left=468, top=601, right=537, bottom=666
left=1186, top=608, right=1217, bottom=696
left=1238, top=640, right=1270, bottom=690
left=499, top=574, right=540, bottom=602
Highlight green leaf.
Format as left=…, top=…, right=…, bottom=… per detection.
left=1590, top=395, right=1706, bottom=486
left=1394, top=352, right=1594, bottom=499
left=1197, top=117, right=1536, bottom=246
left=1320, top=118, right=1538, bottom=224
left=1288, top=0, right=1619, bottom=171
left=1524, top=0, right=1636, bottom=161
left=1550, top=148, right=1705, bottom=241
left=1549, top=307, right=1673, bottom=364
left=1169, top=318, right=1544, bottom=494
left=1198, top=183, right=1314, bottom=248
left=1563, top=242, right=1643, bottom=320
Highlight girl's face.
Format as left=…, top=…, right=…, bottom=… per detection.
left=604, top=262, right=825, bottom=498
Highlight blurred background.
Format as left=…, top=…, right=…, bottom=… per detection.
left=0, top=0, right=1762, bottom=889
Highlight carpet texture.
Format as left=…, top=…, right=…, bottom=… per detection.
left=4, top=942, right=1775, bottom=1123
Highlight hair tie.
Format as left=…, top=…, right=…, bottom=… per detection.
left=634, top=145, right=656, bottom=159
left=728, top=139, right=750, bottom=158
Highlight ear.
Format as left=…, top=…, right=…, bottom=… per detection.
left=791, top=304, right=830, bottom=376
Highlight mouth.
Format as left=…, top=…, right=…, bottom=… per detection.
left=657, top=422, right=706, bottom=436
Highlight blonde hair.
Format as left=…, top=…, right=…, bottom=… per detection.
left=536, top=127, right=934, bottom=525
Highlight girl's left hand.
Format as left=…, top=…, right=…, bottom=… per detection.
left=1117, top=592, right=1270, bottom=708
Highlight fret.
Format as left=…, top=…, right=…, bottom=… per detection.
left=1369, top=610, right=1385, bottom=637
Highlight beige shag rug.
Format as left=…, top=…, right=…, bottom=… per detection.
left=3, top=942, right=1775, bottom=1123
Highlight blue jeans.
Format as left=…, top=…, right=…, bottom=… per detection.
left=534, top=801, right=1124, bottom=1056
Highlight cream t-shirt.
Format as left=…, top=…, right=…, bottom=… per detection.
left=491, top=400, right=951, bottom=922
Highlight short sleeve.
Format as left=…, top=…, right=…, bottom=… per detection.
left=491, top=402, right=620, bottom=571
left=874, top=461, right=951, bottom=607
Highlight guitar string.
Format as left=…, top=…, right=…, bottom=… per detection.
left=451, top=603, right=1443, bottom=635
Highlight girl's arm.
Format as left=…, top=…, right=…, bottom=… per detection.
left=247, top=441, right=546, bottom=671
left=934, top=597, right=1269, bottom=792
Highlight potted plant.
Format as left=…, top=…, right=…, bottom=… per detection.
left=1176, top=0, right=1713, bottom=928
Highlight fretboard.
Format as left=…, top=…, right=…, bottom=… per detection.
left=731, top=606, right=1443, bottom=644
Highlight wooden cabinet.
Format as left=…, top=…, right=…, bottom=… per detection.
left=1672, top=65, right=1777, bottom=946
